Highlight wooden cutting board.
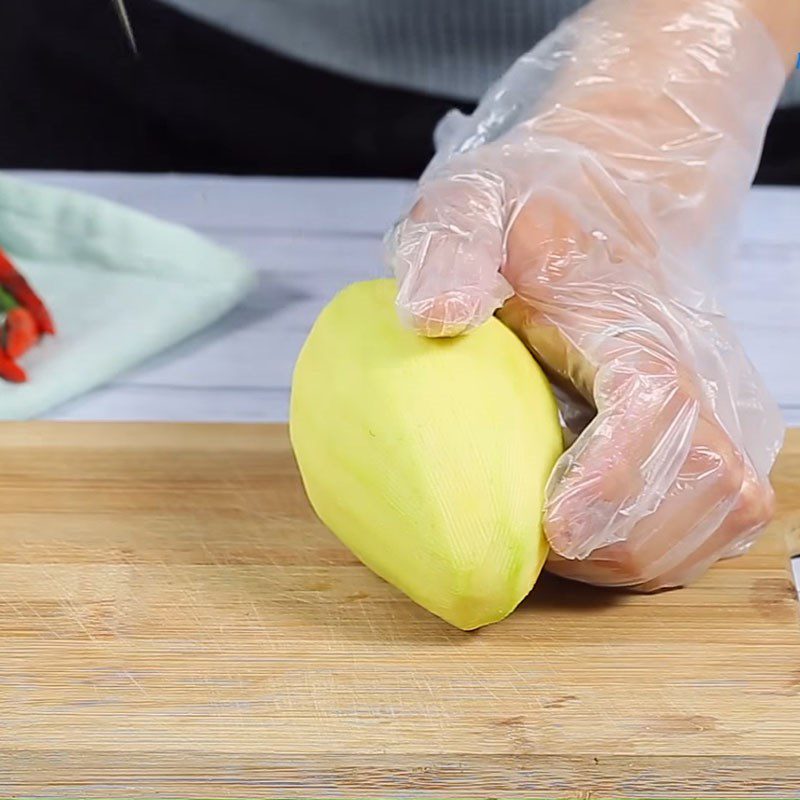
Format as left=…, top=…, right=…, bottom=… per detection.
left=1, top=422, right=798, bottom=798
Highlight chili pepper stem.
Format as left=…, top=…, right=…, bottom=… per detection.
left=0, top=246, right=56, bottom=335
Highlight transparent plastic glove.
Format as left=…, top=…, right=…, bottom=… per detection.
left=385, top=0, right=787, bottom=589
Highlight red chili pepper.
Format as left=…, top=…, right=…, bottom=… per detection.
left=0, top=350, right=27, bottom=383
left=0, top=246, right=56, bottom=335
left=4, top=307, right=39, bottom=359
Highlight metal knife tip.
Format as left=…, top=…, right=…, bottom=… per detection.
left=111, top=0, right=138, bottom=55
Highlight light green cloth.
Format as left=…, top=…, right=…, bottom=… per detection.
left=0, top=174, right=255, bottom=419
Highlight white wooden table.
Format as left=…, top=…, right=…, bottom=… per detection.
left=16, top=171, right=800, bottom=586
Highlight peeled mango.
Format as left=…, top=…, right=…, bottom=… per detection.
left=290, top=279, right=563, bottom=630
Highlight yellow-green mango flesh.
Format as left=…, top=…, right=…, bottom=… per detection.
left=290, top=279, right=562, bottom=630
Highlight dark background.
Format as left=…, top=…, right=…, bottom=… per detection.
left=1, top=0, right=797, bottom=183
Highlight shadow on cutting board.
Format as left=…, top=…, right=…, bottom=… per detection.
left=517, top=571, right=625, bottom=615
left=201, top=552, right=623, bottom=646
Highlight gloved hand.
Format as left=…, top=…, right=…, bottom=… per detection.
left=385, top=0, right=789, bottom=589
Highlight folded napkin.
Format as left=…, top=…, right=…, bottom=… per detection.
left=0, top=174, right=254, bottom=419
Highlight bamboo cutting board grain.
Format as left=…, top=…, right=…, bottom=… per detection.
left=0, top=422, right=799, bottom=798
